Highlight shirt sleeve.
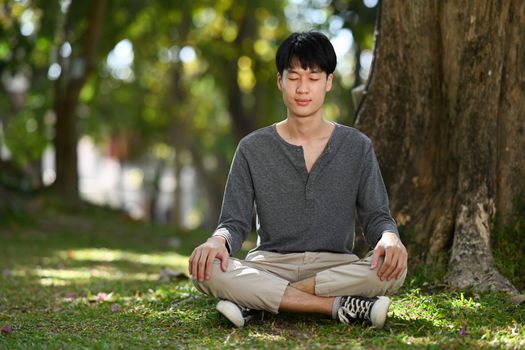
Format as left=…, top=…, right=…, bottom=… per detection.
left=356, top=142, right=399, bottom=248
left=211, top=142, right=254, bottom=255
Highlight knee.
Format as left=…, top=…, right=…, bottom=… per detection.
left=363, top=254, right=407, bottom=295
left=365, top=267, right=407, bottom=296
left=191, top=259, right=231, bottom=296
left=386, top=268, right=407, bottom=294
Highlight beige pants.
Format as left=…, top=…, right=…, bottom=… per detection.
left=193, top=250, right=406, bottom=314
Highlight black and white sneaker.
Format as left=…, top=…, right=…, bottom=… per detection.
left=216, top=300, right=263, bottom=327
left=337, top=295, right=391, bottom=329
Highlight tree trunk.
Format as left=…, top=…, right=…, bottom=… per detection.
left=226, top=13, right=258, bottom=142
left=172, top=149, right=183, bottom=227
left=356, top=0, right=524, bottom=294
left=189, top=143, right=227, bottom=231
left=53, top=0, right=107, bottom=199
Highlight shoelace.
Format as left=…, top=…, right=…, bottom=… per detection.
left=338, top=296, right=374, bottom=323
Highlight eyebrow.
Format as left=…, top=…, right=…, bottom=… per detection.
left=287, top=69, right=322, bottom=74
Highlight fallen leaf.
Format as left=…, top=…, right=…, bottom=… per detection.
left=110, top=304, right=120, bottom=312
left=1, top=325, right=13, bottom=335
left=91, top=292, right=114, bottom=302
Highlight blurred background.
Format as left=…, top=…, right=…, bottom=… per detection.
left=0, top=0, right=379, bottom=231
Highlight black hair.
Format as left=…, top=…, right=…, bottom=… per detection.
left=275, top=31, right=337, bottom=76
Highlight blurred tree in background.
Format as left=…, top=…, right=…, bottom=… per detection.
left=0, top=0, right=374, bottom=227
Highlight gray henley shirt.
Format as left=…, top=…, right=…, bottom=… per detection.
left=212, top=122, right=398, bottom=256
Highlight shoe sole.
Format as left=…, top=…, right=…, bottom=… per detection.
left=216, top=300, right=245, bottom=328
left=370, top=296, right=391, bottom=329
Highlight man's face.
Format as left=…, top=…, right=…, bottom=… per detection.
left=277, top=62, right=333, bottom=119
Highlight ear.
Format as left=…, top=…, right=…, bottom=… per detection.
left=277, top=72, right=283, bottom=91
left=325, top=73, right=334, bottom=92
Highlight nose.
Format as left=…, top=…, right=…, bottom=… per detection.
left=296, top=80, right=309, bottom=94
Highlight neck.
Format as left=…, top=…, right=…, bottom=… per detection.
left=281, top=115, right=333, bottom=142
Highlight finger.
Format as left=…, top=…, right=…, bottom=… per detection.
left=370, top=247, right=384, bottom=270
left=390, top=264, right=403, bottom=281
left=188, top=250, right=195, bottom=274
left=395, top=265, right=407, bottom=280
left=388, top=250, right=402, bottom=280
left=191, top=249, right=202, bottom=280
left=383, top=251, right=400, bottom=280
left=204, top=251, right=217, bottom=280
left=197, top=249, right=209, bottom=281
left=217, top=250, right=229, bottom=272
left=396, top=254, right=408, bottom=279
left=379, top=249, right=396, bottom=280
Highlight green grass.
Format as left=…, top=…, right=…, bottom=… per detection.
left=0, top=197, right=524, bottom=349
left=492, top=199, right=525, bottom=292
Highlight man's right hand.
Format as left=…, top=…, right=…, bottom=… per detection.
left=188, top=236, right=229, bottom=282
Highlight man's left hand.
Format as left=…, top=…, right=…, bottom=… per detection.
left=370, top=231, right=407, bottom=281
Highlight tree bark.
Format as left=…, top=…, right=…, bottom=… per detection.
left=53, top=0, right=107, bottom=199
left=356, top=0, right=524, bottom=294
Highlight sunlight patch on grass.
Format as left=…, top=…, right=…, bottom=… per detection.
left=399, top=336, right=440, bottom=347
left=11, top=267, right=160, bottom=286
left=55, top=248, right=189, bottom=271
left=390, top=288, right=486, bottom=329
left=246, top=331, right=287, bottom=342
left=448, top=292, right=483, bottom=311
left=35, top=267, right=115, bottom=279
left=38, top=277, right=69, bottom=286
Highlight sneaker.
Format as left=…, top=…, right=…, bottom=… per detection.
left=216, top=300, right=263, bottom=327
left=337, top=295, right=391, bottom=329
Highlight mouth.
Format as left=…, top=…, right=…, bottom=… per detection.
left=295, top=99, right=311, bottom=106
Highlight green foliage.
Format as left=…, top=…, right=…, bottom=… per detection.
left=0, top=1, right=54, bottom=172
left=1, top=200, right=524, bottom=349
left=1, top=0, right=378, bottom=195
left=3, top=108, right=48, bottom=167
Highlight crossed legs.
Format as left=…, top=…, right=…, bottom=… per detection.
left=193, top=251, right=406, bottom=315
left=279, top=282, right=334, bottom=316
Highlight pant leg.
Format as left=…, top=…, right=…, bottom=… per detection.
left=315, top=250, right=407, bottom=297
left=192, top=253, right=293, bottom=314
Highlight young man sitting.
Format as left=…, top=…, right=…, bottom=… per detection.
left=189, top=31, right=408, bottom=329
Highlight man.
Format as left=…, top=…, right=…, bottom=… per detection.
left=189, top=32, right=407, bottom=329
